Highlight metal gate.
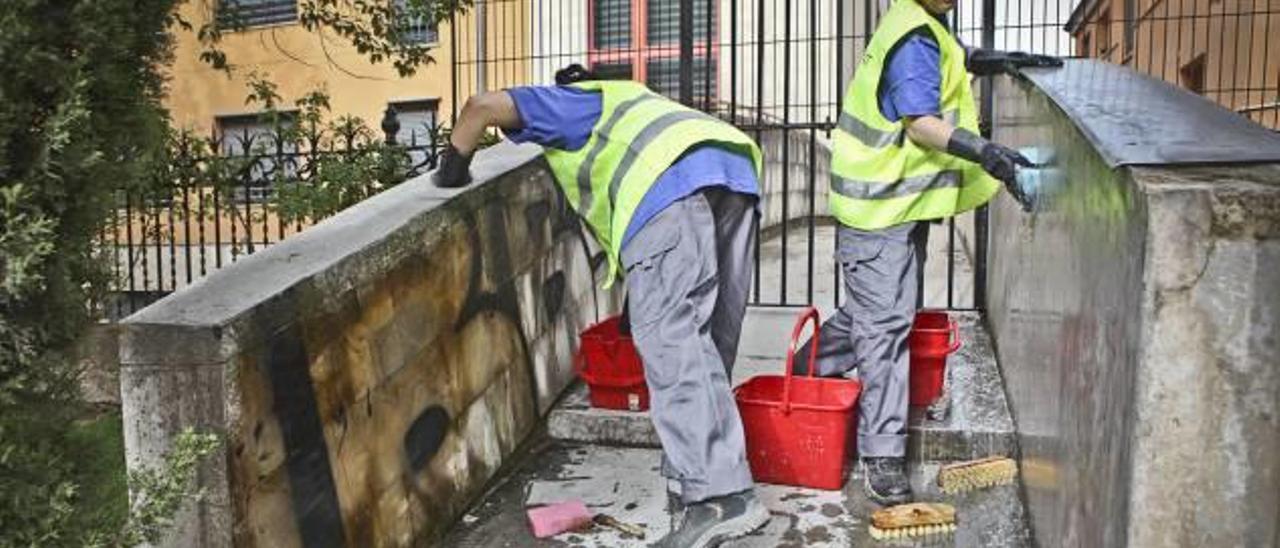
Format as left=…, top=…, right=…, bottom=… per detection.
left=448, top=0, right=1277, bottom=309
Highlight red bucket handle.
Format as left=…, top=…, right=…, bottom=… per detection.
left=947, top=319, right=963, bottom=353
left=782, top=307, right=821, bottom=414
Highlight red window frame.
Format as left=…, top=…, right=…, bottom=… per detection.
left=586, top=0, right=720, bottom=100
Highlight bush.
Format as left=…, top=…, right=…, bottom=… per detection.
left=0, top=1, right=466, bottom=545
left=0, top=0, right=179, bottom=542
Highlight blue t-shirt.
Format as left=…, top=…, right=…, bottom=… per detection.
left=504, top=86, right=759, bottom=247
left=879, top=32, right=943, bottom=120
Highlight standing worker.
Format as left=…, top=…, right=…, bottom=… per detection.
left=433, top=64, right=769, bottom=547
left=798, top=0, right=1060, bottom=506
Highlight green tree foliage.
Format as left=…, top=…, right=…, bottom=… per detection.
left=0, top=0, right=182, bottom=542
left=0, top=1, right=469, bottom=545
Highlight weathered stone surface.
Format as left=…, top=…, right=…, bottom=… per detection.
left=990, top=72, right=1280, bottom=547
left=119, top=142, right=622, bottom=547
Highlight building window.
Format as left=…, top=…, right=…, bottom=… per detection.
left=216, top=112, right=298, bottom=201
left=388, top=99, right=440, bottom=168
left=588, top=0, right=718, bottom=104
left=395, top=0, right=439, bottom=45
left=217, top=0, right=298, bottom=29
left=1181, top=54, right=1207, bottom=95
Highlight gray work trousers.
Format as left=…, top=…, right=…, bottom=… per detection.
left=796, top=222, right=928, bottom=458
left=621, top=187, right=758, bottom=504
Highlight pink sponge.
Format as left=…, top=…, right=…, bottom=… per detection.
left=527, top=500, right=593, bottom=538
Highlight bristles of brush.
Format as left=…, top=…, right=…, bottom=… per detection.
left=938, top=459, right=1018, bottom=495
left=869, top=523, right=957, bottom=541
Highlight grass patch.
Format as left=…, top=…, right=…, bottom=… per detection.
left=65, top=409, right=129, bottom=536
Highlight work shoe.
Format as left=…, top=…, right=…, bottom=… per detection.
left=861, top=457, right=913, bottom=506
left=651, top=490, right=770, bottom=548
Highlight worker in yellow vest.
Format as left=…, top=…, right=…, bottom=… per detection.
left=434, top=65, right=769, bottom=546
left=797, top=0, right=1060, bottom=506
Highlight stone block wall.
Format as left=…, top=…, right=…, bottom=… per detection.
left=119, top=143, right=621, bottom=547
left=989, top=70, right=1279, bottom=546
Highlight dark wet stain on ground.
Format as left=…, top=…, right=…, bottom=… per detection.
left=820, top=503, right=844, bottom=518
left=803, top=525, right=833, bottom=543
left=779, top=492, right=815, bottom=501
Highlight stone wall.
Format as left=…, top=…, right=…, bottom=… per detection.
left=988, top=67, right=1279, bottom=546
left=118, top=142, right=621, bottom=547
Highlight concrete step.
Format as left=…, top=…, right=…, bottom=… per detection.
left=443, top=437, right=1032, bottom=547
left=548, top=310, right=1016, bottom=463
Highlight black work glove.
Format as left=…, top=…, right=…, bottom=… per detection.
left=433, top=144, right=473, bottom=188
left=966, top=48, right=1063, bottom=77
left=947, top=128, right=1034, bottom=211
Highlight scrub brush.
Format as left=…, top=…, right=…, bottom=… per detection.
left=937, top=456, right=1018, bottom=494
left=868, top=502, right=957, bottom=541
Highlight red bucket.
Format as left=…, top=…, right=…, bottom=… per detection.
left=908, top=310, right=962, bottom=407
left=735, top=308, right=862, bottom=490
left=576, top=316, right=649, bottom=412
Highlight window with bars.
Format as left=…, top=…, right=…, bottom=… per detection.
left=217, top=0, right=297, bottom=29
left=394, top=0, right=440, bottom=45
left=216, top=112, right=298, bottom=201
left=389, top=99, right=440, bottom=168
left=588, top=0, right=718, bottom=104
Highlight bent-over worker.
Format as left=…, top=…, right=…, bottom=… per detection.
left=433, top=64, right=769, bottom=547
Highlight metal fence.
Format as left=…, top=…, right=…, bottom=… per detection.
left=448, top=0, right=1276, bottom=309
left=111, top=0, right=1277, bottom=316
left=103, top=109, right=446, bottom=319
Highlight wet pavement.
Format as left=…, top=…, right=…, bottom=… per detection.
left=443, top=437, right=1031, bottom=547
left=448, top=312, right=1030, bottom=547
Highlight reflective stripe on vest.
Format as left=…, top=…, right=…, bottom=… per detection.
left=832, top=170, right=962, bottom=200
left=829, top=0, right=1000, bottom=230
left=606, top=110, right=715, bottom=201
left=541, top=80, right=763, bottom=285
left=835, top=109, right=959, bottom=149
left=574, top=93, right=662, bottom=214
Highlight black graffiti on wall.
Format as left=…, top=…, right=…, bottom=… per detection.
left=258, top=318, right=347, bottom=548
left=254, top=180, right=612, bottom=546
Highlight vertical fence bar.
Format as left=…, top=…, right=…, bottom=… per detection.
left=451, top=11, right=460, bottom=124
left=110, top=194, right=121, bottom=317
left=679, top=0, right=694, bottom=105
left=1214, top=0, right=1226, bottom=107
left=974, top=0, right=996, bottom=310
left=752, top=0, right=764, bottom=304
left=183, top=167, right=193, bottom=287
left=805, top=0, right=817, bottom=306
left=863, top=0, right=873, bottom=49
left=779, top=0, right=791, bottom=305
left=833, top=0, right=845, bottom=309
left=125, top=193, right=137, bottom=300
left=167, top=185, right=177, bottom=294
left=730, top=0, right=737, bottom=123
left=241, top=147, right=255, bottom=258
left=1263, top=2, right=1275, bottom=128
left=702, top=0, right=713, bottom=112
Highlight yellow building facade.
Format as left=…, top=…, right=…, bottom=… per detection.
left=165, top=0, right=532, bottom=139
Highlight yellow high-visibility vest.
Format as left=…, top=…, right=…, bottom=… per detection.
left=543, top=81, right=763, bottom=285
left=830, top=0, right=1000, bottom=230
